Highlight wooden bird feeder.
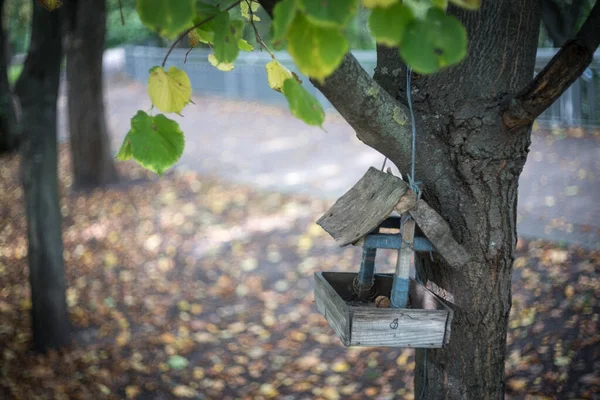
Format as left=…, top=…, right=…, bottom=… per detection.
left=314, top=167, right=470, bottom=348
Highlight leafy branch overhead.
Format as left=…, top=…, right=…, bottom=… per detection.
left=63, top=0, right=479, bottom=175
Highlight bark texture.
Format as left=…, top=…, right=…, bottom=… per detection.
left=65, top=0, right=117, bottom=189
left=14, top=2, right=71, bottom=352
left=0, top=0, right=19, bottom=154
left=259, top=0, right=596, bottom=397
left=371, top=3, right=541, bottom=397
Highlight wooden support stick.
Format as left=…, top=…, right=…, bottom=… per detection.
left=409, top=199, right=470, bottom=269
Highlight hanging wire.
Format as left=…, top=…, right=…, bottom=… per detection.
left=406, top=66, right=422, bottom=199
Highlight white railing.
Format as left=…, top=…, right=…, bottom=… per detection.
left=124, top=46, right=600, bottom=127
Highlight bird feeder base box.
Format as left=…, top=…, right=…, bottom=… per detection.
left=314, top=272, right=453, bottom=348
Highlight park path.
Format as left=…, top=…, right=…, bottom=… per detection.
left=57, top=71, right=600, bottom=249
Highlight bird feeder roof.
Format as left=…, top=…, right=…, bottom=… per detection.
left=317, top=167, right=410, bottom=246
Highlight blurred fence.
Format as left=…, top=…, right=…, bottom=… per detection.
left=124, top=46, right=600, bottom=127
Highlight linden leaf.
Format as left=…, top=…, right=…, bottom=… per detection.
left=369, top=3, right=414, bottom=46
left=136, top=0, right=194, bottom=39
left=265, top=60, right=294, bottom=93
left=35, top=0, right=62, bottom=11
left=282, top=78, right=324, bottom=126
left=208, top=54, right=235, bottom=71
left=272, top=0, right=299, bottom=41
left=238, top=39, right=254, bottom=52
left=361, top=0, right=397, bottom=8
left=241, top=1, right=261, bottom=21
left=117, top=111, right=184, bottom=176
left=287, top=13, right=348, bottom=82
left=299, top=0, right=358, bottom=28
left=450, top=0, right=481, bottom=10
left=399, top=8, right=467, bottom=74
left=213, top=12, right=244, bottom=64
left=147, top=66, right=192, bottom=114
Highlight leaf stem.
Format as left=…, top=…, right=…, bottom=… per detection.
left=161, top=0, right=243, bottom=68
left=246, top=0, right=275, bottom=59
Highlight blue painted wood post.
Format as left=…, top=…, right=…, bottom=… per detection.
left=356, top=247, right=376, bottom=301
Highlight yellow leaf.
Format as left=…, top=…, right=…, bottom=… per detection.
left=208, top=54, right=234, bottom=72
left=507, top=378, right=527, bottom=392
left=172, top=385, right=198, bottom=398
left=331, top=361, right=350, bottom=372
left=362, top=0, right=397, bottom=8
left=36, top=0, right=62, bottom=11
left=259, top=383, right=279, bottom=398
left=125, top=385, right=141, bottom=399
left=265, top=60, right=294, bottom=93
left=147, top=66, right=192, bottom=113
left=564, top=285, right=574, bottom=299
left=396, top=351, right=410, bottom=365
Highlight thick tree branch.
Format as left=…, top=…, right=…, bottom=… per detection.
left=503, top=0, right=600, bottom=130
left=257, top=0, right=447, bottom=187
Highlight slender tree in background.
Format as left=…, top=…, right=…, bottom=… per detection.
left=64, top=0, right=118, bottom=189
left=541, top=0, right=593, bottom=47
left=0, top=0, right=19, bottom=154
left=14, top=1, right=70, bottom=352
left=256, top=1, right=600, bottom=397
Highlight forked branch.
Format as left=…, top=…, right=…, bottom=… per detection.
left=503, top=0, right=600, bottom=130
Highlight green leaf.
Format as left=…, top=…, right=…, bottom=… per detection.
left=402, top=0, right=431, bottom=19
left=115, top=140, right=133, bottom=161
left=399, top=8, right=467, bottom=74
left=238, top=38, right=254, bottom=52
left=287, top=13, right=348, bottom=82
left=208, top=54, right=234, bottom=71
left=136, top=0, right=194, bottom=39
left=282, top=78, right=324, bottom=126
left=362, top=0, right=397, bottom=8
left=167, top=355, right=189, bottom=370
left=213, top=11, right=243, bottom=64
left=369, top=3, right=414, bottom=46
left=117, top=111, right=185, bottom=176
left=147, top=66, right=192, bottom=114
left=299, top=0, right=358, bottom=28
left=272, top=0, right=299, bottom=41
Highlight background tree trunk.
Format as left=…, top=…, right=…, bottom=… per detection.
left=65, top=0, right=117, bottom=190
left=0, top=0, right=19, bottom=154
left=14, top=1, right=70, bottom=352
left=372, top=3, right=541, bottom=398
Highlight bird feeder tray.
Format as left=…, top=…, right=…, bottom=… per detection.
left=314, top=272, right=453, bottom=348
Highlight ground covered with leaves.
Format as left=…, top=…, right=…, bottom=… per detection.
left=0, top=149, right=598, bottom=399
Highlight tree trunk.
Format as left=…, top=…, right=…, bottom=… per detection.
left=65, top=0, right=117, bottom=190
left=0, top=0, right=19, bottom=154
left=372, top=3, right=541, bottom=398
left=14, top=1, right=70, bottom=352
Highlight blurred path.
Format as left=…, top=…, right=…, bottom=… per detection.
left=59, top=61, right=600, bottom=248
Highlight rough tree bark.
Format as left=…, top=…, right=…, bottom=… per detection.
left=258, top=1, right=599, bottom=398
left=14, top=1, right=71, bottom=352
left=0, top=0, right=19, bottom=154
left=64, top=0, right=118, bottom=189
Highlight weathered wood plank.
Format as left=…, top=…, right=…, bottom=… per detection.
left=409, top=199, right=471, bottom=268
left=317, top=167, right=409, bottom=246
left=350, top=308, right=448, bottom=348
left=314, top=273, right=351, bottom=345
